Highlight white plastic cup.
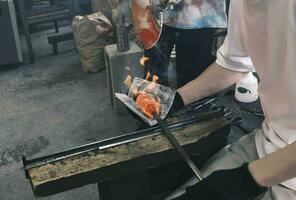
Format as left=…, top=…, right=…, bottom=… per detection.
left=235, top=72, right=259, bottom=103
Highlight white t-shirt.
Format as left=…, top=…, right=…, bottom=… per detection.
left=216, top=0, right=296, bottom=191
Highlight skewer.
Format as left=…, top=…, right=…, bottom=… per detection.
left=153, top=113, right=203, bottom=181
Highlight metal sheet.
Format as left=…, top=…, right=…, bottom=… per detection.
left=116, top=77, right=176, bottom=126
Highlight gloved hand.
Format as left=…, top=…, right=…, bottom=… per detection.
left=172, top=163, right=268, bottom=200
left=167, top=92, right=185, bottom=116
left=144, top=44, right=170, bottom=86
left=170, top=92, right=185, bottom=112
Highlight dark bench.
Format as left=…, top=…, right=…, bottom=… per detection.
left=47, top=31, right=74, bottom=54
left=16, top=0, right=73, bottom=63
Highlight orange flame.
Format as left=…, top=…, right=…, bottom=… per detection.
left=140, top=56, right=150, bottom=66
left=124, top=75, right=132, bottom=88
left=152, top=75, right=159, bottom=83
left=144, top=74, right=158, bottom=93
left=145, top=70, right=151, bottom=80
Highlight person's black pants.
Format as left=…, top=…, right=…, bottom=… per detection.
left=144, top=25, right=217, bottom=87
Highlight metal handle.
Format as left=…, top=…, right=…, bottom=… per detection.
left=153, top=113, right=203, bottom=181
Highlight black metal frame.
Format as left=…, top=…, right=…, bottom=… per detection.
left=15, top=0, right=73, bottom=63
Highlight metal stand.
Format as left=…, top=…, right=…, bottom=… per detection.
left=104, top=42, right=143, bottom=115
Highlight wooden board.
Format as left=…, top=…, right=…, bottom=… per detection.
left=27, top=116, right=229, bottom=196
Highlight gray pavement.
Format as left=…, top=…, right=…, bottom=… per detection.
left=0, top=26, right=138, bottom=200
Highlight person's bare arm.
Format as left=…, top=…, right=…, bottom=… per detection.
left=178, top=62, right=296, bottom=188
left=178, top=62, right=248, bottom=105
left=249, top=142, right=296, bottom=187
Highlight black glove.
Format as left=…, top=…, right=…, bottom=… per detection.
left=144, top=43, right=171, bottom=86
left=172, top=163, right=268, bottom=200
left=168, top=92, right=185, bottom=116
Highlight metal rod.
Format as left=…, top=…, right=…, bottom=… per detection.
left=153, top=113, right=203, bottom=181
left=23, top=109, right=224, bottom=171
left=193, top=98, right=216, bottom=110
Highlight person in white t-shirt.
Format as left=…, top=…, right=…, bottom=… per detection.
left=165, top=0, right=296, bottom=199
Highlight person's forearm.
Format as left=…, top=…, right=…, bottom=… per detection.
left=249, top=142, right=296, bottom=187
left=178, top=62, right=248, bottom=105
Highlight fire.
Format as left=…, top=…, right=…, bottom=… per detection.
left=140, top=56, right=150, bottom=66
left=141, top=56, right=159, bottom=93
left=145, top=70, right=151, bottom=80
left=140, top=56, right=158, bottom=84
left=122, top=55, right=161, bottom=118
left=152, top=75, right=159, bottom=83
left=124, top=75, right=132, bottom=88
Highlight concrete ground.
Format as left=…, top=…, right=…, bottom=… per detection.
left=0, top=26, right=138, bottom=200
